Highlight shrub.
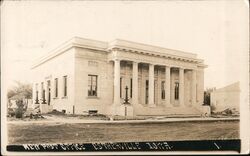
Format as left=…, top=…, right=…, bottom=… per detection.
left=8, top=108, right=15, bottom=117
left=15, top=100, right=25, bottom=118
left=223, top=108, right=233, bottom=115
left=15, top=108, right=23, bottom=118
left=48, top=109, right=65, bottom=115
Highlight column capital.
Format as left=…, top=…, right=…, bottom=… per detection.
left=183, top=67, right=197, bottom=71
left=149, top=63, right=155, bottom=66
left=165, top=65, right=171, bottom=69
left=179, top=67, right=185, bottom=71
left=169, top=66, right=185, bottom=70
left=114, top=58, right=120, bottom=62
left=133, top=61, right=139, bottom=65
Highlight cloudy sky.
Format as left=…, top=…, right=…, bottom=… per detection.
left=1, top=0, right=248, bottom=89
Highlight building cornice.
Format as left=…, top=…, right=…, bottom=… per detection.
left=108, top=39, right=197, bottom=58
left=109, top=46, right=202, bottom=63
left=108, top=39, right=204, bottom=64
left=31, top=36, right=206, bottom=69
left=31, top=37, right=108, bottom=69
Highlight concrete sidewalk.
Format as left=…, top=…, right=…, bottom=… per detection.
left=7, top=116, right=239, bottom=124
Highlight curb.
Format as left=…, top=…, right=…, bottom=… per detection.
left=7, top=117, right=239, bottom=124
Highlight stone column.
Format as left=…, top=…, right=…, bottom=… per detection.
left=132, top=62, right=138, bottom=105
left=114, top=59, right=120, bottom=105
left=34, top=83, right=39, bottom=104
left=148, top=64, right=155, bottom=107
left=179, top=68, right=184, bottom=106
left=165, top=66, right=171, bottom=106
left=46, top=81, right=49, bottom=105
left=192, top=69, right=197, bottom=105
left=51, top=79, right=54, bottom=100
left=40, top=82, right=44, bottom=101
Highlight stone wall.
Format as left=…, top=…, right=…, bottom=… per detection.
left=74, top=47, right=113, bottom=114
left=32, top=48, right=75, bottom=114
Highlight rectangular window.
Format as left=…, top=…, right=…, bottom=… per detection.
left=175, top=82, right=179, bottom=100
left=161, top=81, right=165, bottom=99
left=145, top=80, right=149, bottom=104
left=63, top=76, right=67, bottom=97
left=54, top=78, right=58, bottom=97
left=154, top=80, right=157, bottom=103
left=120, top=77, right=122, bottom=98
left=130, top=78, right=132, bottom=98
left=88, top=75, right=97, bottom=96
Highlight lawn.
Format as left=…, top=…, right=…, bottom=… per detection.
left=8, top=120, right=239, bottom=144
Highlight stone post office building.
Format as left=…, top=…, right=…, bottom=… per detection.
left=31, top=37, right=209, bottom=116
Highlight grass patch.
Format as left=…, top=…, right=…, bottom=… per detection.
left=8, top=120, right=239, bottom=144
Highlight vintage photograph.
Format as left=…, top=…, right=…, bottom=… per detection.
left=1, top=0, right=249, bottom=155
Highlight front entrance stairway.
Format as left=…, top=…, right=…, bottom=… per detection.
left=134, top=104, right=202, bottom=117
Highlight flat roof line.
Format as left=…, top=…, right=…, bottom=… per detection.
left=31, top=36, right=204, bottom=69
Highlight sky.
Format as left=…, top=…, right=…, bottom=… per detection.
left=1, top=0, right=249, bottom=89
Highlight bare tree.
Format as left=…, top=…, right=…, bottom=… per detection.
left=7, top=81, right=32, bottom=100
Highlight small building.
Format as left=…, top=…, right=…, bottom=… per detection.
left=210, top=82, right=240, bottom=113
left=31, top=37, right=209, bottom=116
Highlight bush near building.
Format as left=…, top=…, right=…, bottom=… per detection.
left=7, top=81, right=32, bottom=118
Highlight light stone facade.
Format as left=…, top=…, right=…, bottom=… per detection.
left=31, top=37, right=209, bottom=116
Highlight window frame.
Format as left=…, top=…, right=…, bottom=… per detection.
left=88, top=75, right=98, bottom=97
left=63, top=76, right=67, bottom=97
left=161, top=81, right=165, bottom=99
left=145, top=80, right=149, bottom=104
left=54, top=78, right=58, bottom=98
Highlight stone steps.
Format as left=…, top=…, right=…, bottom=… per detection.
left=135, top=105, right=202, bottom=116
